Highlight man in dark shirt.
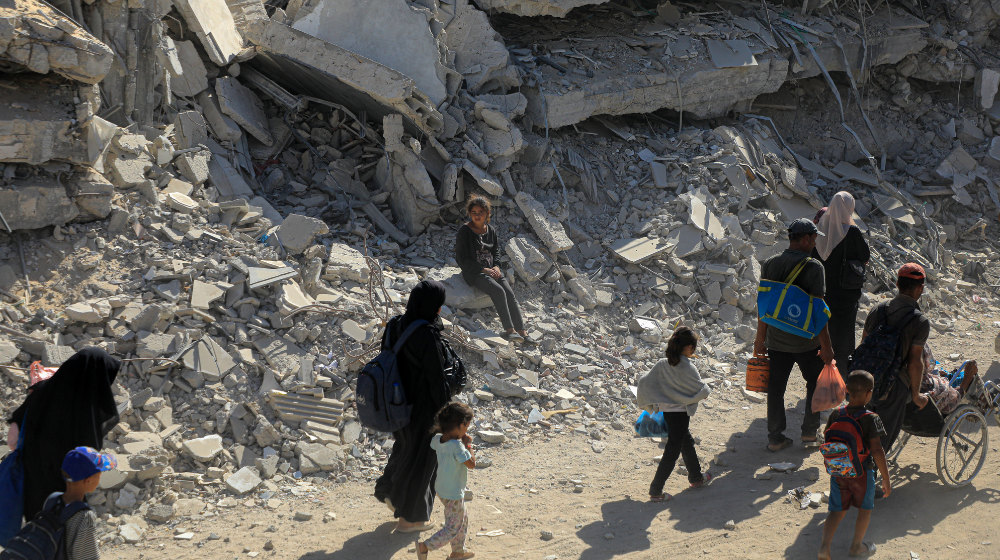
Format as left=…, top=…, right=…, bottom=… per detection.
left=861, top=263, right=931, bottom=452
left=754, top=219, right=835, bottom=452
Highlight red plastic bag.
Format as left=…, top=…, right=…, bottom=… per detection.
left=812, top=360, right=847, bottom=413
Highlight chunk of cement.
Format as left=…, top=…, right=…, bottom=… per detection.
left=706, top=39, right=757, bottom=68
left=665, top=225, right=704, bottom=258
left=275, top=214, right=329, bottom=255
left=196, top=90, right=241, bottom=142
left=425, top=267, right=493, bottom=309
left=181, top=336, right=237, bottom=381
left=174, top=0, right=244, bottom=66
left=505, top=236, right=551, bottom=283
left=444, top=0, right=515, bottom=93
left=462, top=160, right=503, bottom=196
left=168, top=40, right=209, bottom=98
left=215, top=77, right=273, bottom=146
left=0, top=181, right=80, bottom=230
left=225, top=466, right=262, bottom=494
left=515, top=191, right=573, bottom=252
left=610, top=238, right=670, bottom=264
left=323, top=244, right=370, bottom=283
left=241, top=19, right=443, bottom=136
left=253, top=336, right=309, bottom=375
left=190, top=280, right=231, bottom=309
left=291, top=0, right=448, bottom=105
left=182, top=434, right=224, bottom=462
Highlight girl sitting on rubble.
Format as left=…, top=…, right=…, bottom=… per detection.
left=455, top=196, right=527, bottom=340
left=636, top=326, right=713, bottom=502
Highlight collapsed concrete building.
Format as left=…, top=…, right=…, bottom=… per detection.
left=2, top=0, right=1000, bottom=539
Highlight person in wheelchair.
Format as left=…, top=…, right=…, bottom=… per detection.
left=920, top=346, right=977, bottom=416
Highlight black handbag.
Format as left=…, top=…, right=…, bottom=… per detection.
left=839, top=241, right=866, bottom=290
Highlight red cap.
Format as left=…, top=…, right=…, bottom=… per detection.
left=897, top=263, right=925, bottom=280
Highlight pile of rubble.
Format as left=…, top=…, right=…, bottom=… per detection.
left=1, top=0, right=1000, bottom=549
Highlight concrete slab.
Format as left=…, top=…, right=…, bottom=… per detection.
left=267, top=390, right=344, bottom=426
left=610, top=238, right=671, bottom=264
left=463, top=160, right=504, bottom=196
left=291, top=0, right=448, bottom=105
left=196, top=90, right=242, bottom=142
left=471, top=0, right=609, bottom=17
left=253, top=335, right=309, bottom=374
left=169, top=40, right=209, bottom=98
left=243, top=18, right=443, bottom=136
left=665, top=224, right=703, bottom=258
left=215, top=77, right=273, bottom=146
left=706, top=39, right=757, bottom=68
left=0, top=74, right=90, bottom=164
left=0, top=178, right=79, bottom=230
left=688, top=196, right=724, bottom=237
left=425, top=267, right=493, bottom=309
left=191, top=280, right=232, bottom=309
left=275, top=213, right=329, bottom=255
left=248, top=267, right=297, bottom=289
left=323, top=243, right=370, bottom=283
left=182, top=336, right=237, bottom=381
left=515, top=191, right=573, bottom=252
left=831, top=162, right=879, bottom=187
left=174, top=0, right=245, bottom=66
left=444, top=0, right=514, bottom=94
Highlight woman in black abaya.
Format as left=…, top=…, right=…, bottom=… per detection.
left=374, top=280, right=452, bottom=532
left=7, top=347, right=121, bottom=519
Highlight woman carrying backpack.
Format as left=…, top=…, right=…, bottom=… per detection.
left=812, top=192, right=870, bottom=380
left=5, top=348, right=121, bottom=520
left=374, top=280, right=453, bottom=533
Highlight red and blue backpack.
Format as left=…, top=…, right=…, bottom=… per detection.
left=821, top=407, right=875, bottom=478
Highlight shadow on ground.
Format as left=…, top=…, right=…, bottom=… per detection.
left=298, top=521, right=413, bottom=560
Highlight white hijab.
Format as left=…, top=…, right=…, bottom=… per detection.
left=815, top=191, right=855, bottom=261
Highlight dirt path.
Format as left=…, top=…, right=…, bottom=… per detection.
left=110, top=323, right=1000, bottom=560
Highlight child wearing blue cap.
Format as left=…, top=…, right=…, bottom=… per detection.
left=58, top=446, right=117, bottom=560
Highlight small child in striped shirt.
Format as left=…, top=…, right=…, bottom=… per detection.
left=59, top=447, right=117, bottom=560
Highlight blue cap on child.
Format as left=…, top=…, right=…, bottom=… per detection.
left=62, top=447, right=117, bottom=482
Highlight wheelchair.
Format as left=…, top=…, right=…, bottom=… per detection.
left=885, top=375, right=1000, bottom=487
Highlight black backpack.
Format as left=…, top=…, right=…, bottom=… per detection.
left=441, top=339, right=468, bottom=397
left=1, top=492, right=91, bottom=560
left=849, top=304, right=921, bottom=403
left=356, top=318, right=427, bottom=433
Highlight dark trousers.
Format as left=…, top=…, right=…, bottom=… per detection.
left=873, top=380, right=909, bottom=452
left=767, top=349, right=824, bottom=444
left=470, top=274, right=524, bottom=331
left=827, top=298, right=860, bottom=380
left=374, top=419, right=437, bottom=522
left=649, top=412, right=703, bottom=495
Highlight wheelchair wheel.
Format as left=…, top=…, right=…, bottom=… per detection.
left=886, top=432, right=910, bottom=465
left=936, top=405, right=989, bottom=488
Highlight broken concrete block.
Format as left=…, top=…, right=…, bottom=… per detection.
left=323, top=243, right=370, bottom=283
left=426, top=267, right=493, bottom=309
left=225, top=466, right=262, bottom=494
left=267, top=390, right=345, bottom=426
left=174, top=0, right=245, bottom=66
left=568, top=276, right=598, bottom=309
left=975, top=68, right=1000, bottom=110
left=515, top=191, right=573, bottom=252
left=0, top=5, right=113, bottom=84
left=0, top=180, right=79, bottom=230
left=166, top=192, right=198, bottom=214
left=168, top=40, right=209, bottom=98
left=176, top=152, right=210, bottom=185
left=215, top=77, right=273, bottom=146
left=445, top=0, right=515, bottom=93
left=109, top=155, right=153, bottom=188
left=196, top=90, right=241, bottom=142
left=190, top=280, right=231, bottom=309
left=182, top=434, right=224, bottom=462
left=462, top=160, right=504, bottom=196
left=64, top=302, right=105, bottom=323
left=471, top=0, right=608, bottom=18
left=275, top=213, right=330, bottom=255
left=0, top=75, right=90, bottom=164
left=477, top=93, right=528, bottom=119
left=505, top=236, right=551, bottom=283
left=172, top=111, right=209, bottom=150
left=241, top=18, right=443, bottom=136
left=291, top=0, right=450, bottom=105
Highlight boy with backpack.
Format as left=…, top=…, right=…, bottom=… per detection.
left=3, top=447, right=114, bottom=560
left=817, top=371, right=890, bottom=560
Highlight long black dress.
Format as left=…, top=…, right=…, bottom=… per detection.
left=373, top=282, right=451, bottom=523
left=8, top=348, right=121, bottom=519
left=812, top=226, right=871, bottom=379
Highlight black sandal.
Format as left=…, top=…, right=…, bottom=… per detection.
left=766, top=437, right=794, bottom=453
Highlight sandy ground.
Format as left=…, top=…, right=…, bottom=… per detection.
left=110, top=319, right=1000, bottom=560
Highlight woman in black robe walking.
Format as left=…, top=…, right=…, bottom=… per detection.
left=374, top=280, right=452, bottom=532
left=7, top=347, right=121, bottom=519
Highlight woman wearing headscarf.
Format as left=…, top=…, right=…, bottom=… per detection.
left=374, top=280, right=453, bottom=533
left=6, top=347, right=121, bottom=519
left=811, top=192, right=871, bottom=379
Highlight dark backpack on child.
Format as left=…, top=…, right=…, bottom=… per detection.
left=848, top=304, right=921, bottom=403
left=356, top=318, right=428, bottom=433
left=1, top=492, right=91, bottom=560
left=820, top=407, right=876, bottom=478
